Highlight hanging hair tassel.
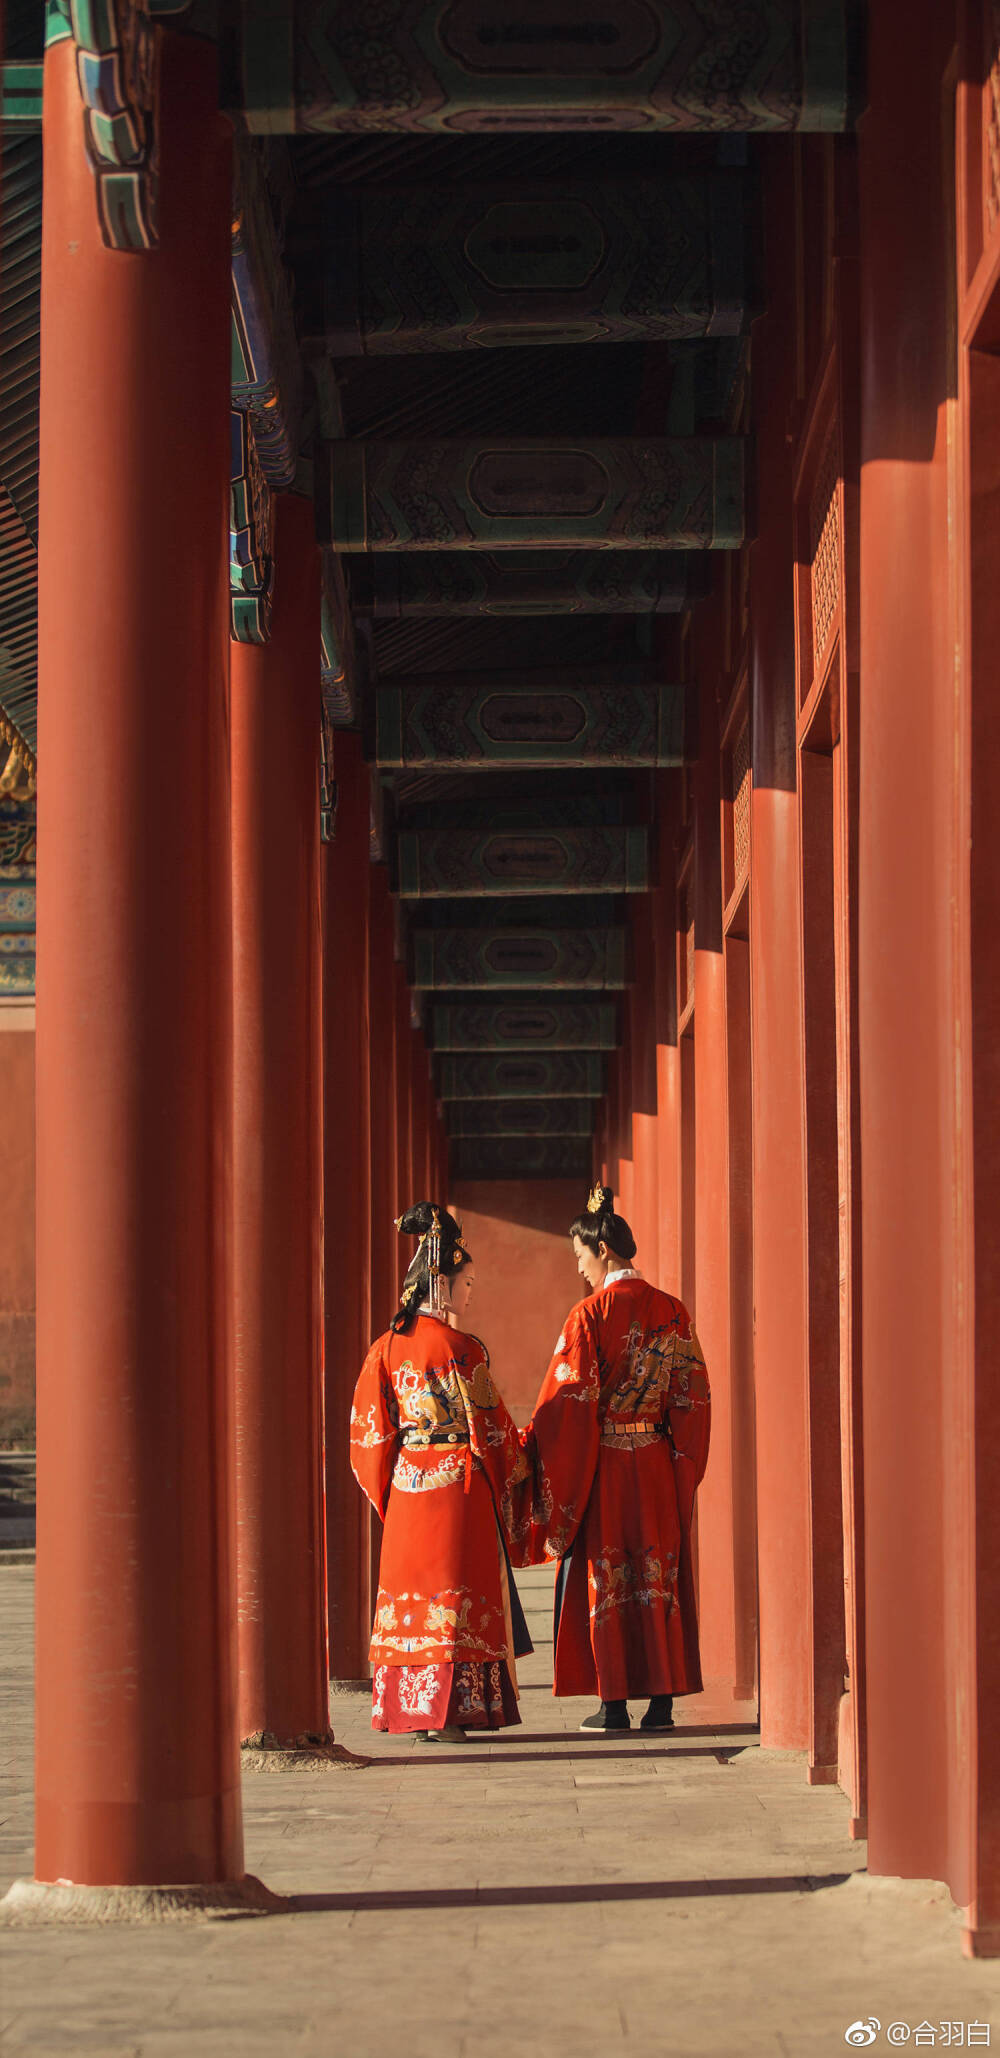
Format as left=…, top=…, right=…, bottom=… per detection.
left=428, top=1207, right=444, bottom=1316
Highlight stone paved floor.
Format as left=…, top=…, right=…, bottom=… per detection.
left=2, top=1561, right=1000, bottom=2057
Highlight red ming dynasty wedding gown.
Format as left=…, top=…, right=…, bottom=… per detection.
left=350, top=1312, right=529, bottom=1731
left=512, top=1269, right=710, bottom=1702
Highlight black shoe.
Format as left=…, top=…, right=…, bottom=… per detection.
left=579, top=1701, right=630, bottom=1733
left=640, top=1696, right=675, bottom=1732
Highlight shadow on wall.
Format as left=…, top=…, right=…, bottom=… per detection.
left=450, top=1179, right=582, bottom=1423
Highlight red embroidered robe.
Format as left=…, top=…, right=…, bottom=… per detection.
left=512, top=1274, right=710, bottom=1701
left=350, top=1313, right=529, bottom=1731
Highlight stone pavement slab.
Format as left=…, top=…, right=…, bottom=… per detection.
left=2, top=1561, right=1000, bottom=2058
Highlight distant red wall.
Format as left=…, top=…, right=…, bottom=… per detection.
left=0, top=1027, right=35, bottom=1443
left=450, top=1179, right=581, bottom=1423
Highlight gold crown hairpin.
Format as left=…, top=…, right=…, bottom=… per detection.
left=586, top=1184, right=608, bottom=1215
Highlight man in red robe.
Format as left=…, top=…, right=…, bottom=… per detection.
left=512, top=1184, right=710, bottom=1734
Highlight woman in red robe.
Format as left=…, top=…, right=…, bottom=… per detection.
left=350, top=1202, right=530, bottom=1739
left=512, top=1184, right=710, bottom=1735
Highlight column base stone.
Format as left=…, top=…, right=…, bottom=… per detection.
left=240, top=1729, right=370, bottom=1772
left=0, top=1873, right=284, bottom=1926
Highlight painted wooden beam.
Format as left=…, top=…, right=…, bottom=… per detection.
left=432, top=1001, right=617, bottom=1051
left=235, top=2, right=854, bottom=136
left=450, top=1137, right=593, bottom=1182
left=376, top=668, right=687, bottom=769
left=412, top=925, right=626, bottom=990
left=322, top=438, right=744, bottom=552
left=448, top=1098, right=594, bottom=1137
left=301, top=176, right=745, bottom=354
left=397, top=824, right=647, bottom=898
left=351, top=551, right=703, bottom=617
left=438, top=1051, right=604, bottom=1099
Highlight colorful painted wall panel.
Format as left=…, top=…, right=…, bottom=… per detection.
left=412, top=925, right=626, bottom=989
left=432, top=1001, right=618, bottom=1051
left=397, top=824, right=647, bottom=898
left=306, top=176, right=745, bottom=353
left=323, top=438, right=744, bottom=551
left=376, top=670, right=686, bottom=768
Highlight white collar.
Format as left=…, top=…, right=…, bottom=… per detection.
left=604, top=1266, right=639, bottom=1286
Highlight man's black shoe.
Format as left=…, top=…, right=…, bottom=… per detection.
left=639, top=1695, right=675, bottom=1732
left=579, top=1700, right=630, bottom=1733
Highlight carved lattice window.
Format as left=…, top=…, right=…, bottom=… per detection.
left=809, top=424, right=841, bottom=669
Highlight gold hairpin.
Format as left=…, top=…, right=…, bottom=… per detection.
left=586, top=1184, right=607, bottom=1215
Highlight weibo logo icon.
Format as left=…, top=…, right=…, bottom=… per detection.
left=845, top=2025, right=881, bottom=2048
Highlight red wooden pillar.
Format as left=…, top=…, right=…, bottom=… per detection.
left=957, top=18, right=1000, bottom=1953
left=747, top=145, right=813, bottom=1755
left=410, top=1024, right=428, bottom=1201
left=422, top=1048, right=436, bottom=1199
left=34, top=40, right=243, bottom=1884
left=368, top=869, right=399, bottom=1338
left=232, top=497, right=327, bottom=1745
left=616, top=1002, right=634, bottom=1227
left=322, top=732, right=373, bottom=1682
left=628, top=898, right=659, bottom=1280
left=395, top=969, right=414, bottom=1214
left=858, top=0, right=975, bottom=1922
left=653, top=777, right=682, bottom=1294
left=692, top=663, right=736, bottom=1690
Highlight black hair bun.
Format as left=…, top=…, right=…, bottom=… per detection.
left=396, top=1201, right=461, bottom=1243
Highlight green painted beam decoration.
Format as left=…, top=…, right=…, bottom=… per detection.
left=451, top=1137, right=593, bottom=1182
left=66, top=0, right=160, bottom=251
left=432, top=1001, right=617, bottom=1052
left=319, top=704, right=336, bottom=844
left=305, top=175, right=744, bottom=354
left=230, top=411, right=274, bottom=644
left=320, top=553, right=358, bottom=726
left=438, top=1051, right=604, bottom=1099
left=351, top=551, right=702, bottom=618
left=448, top=1098, right=594, bottom=1138
left=440, top=1052, right=605, bottom=1099
left=231, top=136, right=302, bottom=489
left=412, top=926, right=626, bottom=991
left=323, top=437, right=743, bottom=552
left=1, top=65, right=44, bottom=127
left=376, top=669, right=686, bottom=770
left=0, top=799, right=37, bottom=874
left=237, top=2, right=853, bottom=136
left=397, top=824, right=647, bottom=898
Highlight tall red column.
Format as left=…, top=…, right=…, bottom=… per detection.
left=369, top=870, right=399, bottom=1337
left=34, top=40, right=242, bottom=1884
left=692, top=664, right=736, bottom=1689
left=653, top=777, right=682, bottom=1295
left=858, top=0, right=974, bottom=1919
left=409, top=1025, right=428, bottom=1202
left=747, top=145, right=813, bottom=1754
left=395, top=967, right=414, bottom=1212
left=231, top=497, right=328, bottom=1745
left=628, top=898, right=659, bottom=1280
left=323, top=734, right=373, bottom=1680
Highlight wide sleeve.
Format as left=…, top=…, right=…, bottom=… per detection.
left=349, top=1336, right=400, bottom=1521
left=665, top=1306, right=711, bottom=1527
left=507, top=1303, right=602, bottom=1568
left=452, top=1346, right=531, bottom=1529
